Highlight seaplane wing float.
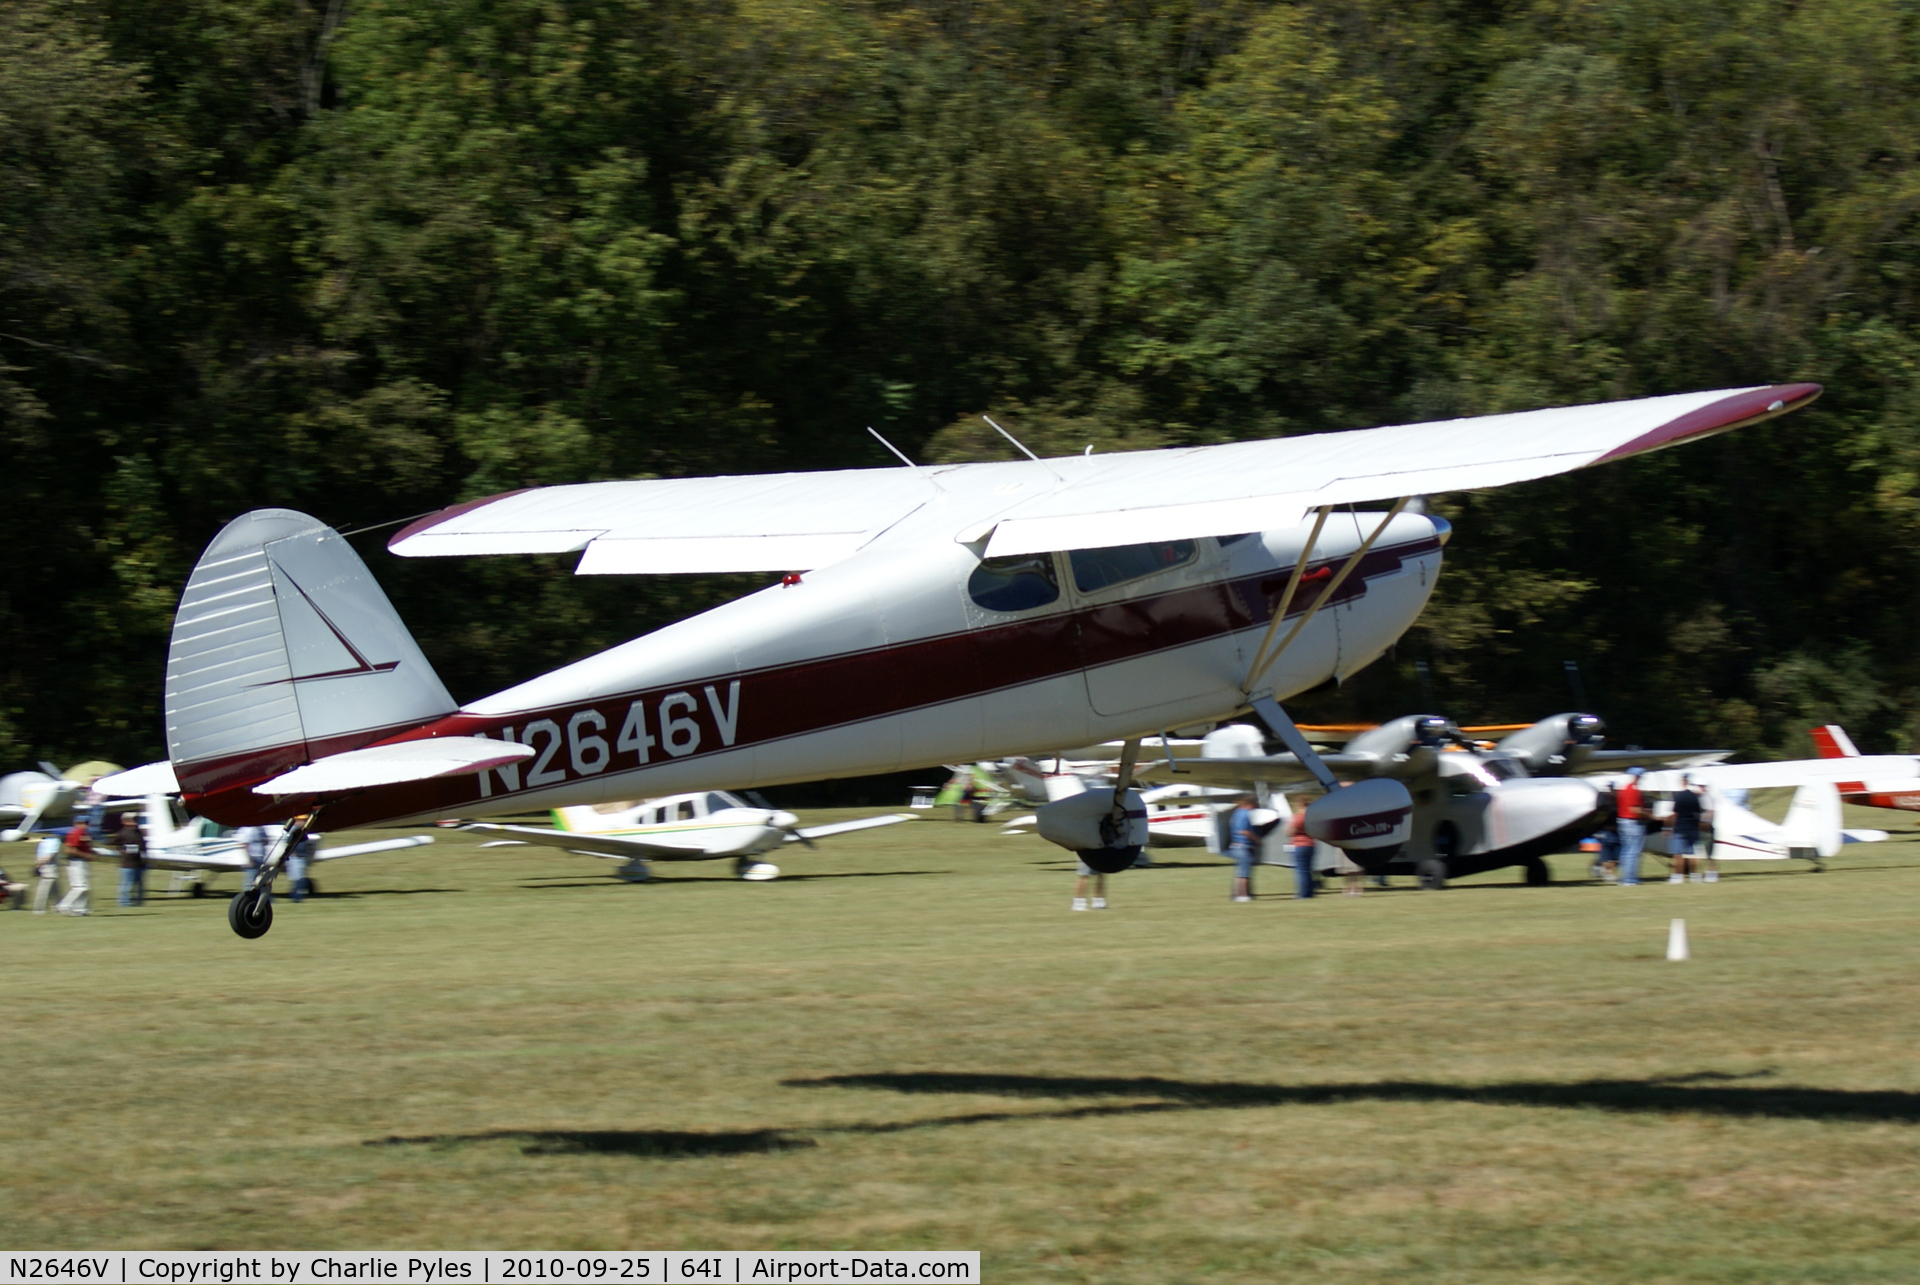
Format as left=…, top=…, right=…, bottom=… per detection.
left=149, top=383, right=1818, bottom=936
left=467, top=791, right=915, bottom=883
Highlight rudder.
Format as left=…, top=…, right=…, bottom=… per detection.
left=165, top=509, right=454, bottom=797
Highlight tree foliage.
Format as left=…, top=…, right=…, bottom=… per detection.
left=6, top=0, right=1920, bottom=764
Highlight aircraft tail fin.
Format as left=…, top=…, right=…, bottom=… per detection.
left=1810, top=725, right=1860, bottom=758
left=1781, top=781, right=1844, bottom=859
left=165, top=509, right=456, bottom=797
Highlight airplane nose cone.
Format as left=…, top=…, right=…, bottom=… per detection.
left=773, top=810, right=800, bottom=829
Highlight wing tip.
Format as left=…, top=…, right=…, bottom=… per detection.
left=1592, top=383, right=1821, bottom=466
left=389, top=489, right=536, bottom=554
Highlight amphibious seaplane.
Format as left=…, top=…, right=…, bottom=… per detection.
left=467, top=790, right=915, bottom=882
left=146, top=384, right=1819, bottom=937
left=1128, top=713, right=1734, bottom=886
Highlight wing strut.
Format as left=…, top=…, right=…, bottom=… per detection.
left=1242, top=499, right=1409, bottom=696
left=1249, top=696, right=1341, bottom=793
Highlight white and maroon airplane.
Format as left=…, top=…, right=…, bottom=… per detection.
left=153, top=384, right=1820, bottom=937
left=1809, top=724, right=1920, bottom=812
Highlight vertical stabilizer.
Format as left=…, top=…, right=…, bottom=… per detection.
left=1810, top=725, right=1860, bottom=758
left=1782, top=781, right=1844, bottom=858
left=165, top=509, right=455, bottom=795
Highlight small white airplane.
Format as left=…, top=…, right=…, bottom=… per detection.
left=1809, top=724, right=1920, bottom=814
left=1639, top=781, right=1886, bottom=868
left=0, top=761, right=123, bottom=841
left=90, top=764, right=434, bottom=895
left=466, top=789, right=916, bottom=881
left=130, top=382, right=1820, bottom=936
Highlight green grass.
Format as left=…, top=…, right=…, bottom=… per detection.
left=5, top=801, right=1920, bottom=1282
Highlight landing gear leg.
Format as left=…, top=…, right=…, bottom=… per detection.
left=227, top=810, right=319, bottom=940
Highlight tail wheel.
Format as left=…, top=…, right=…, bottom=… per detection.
left=227, top=886, right=273, bottom=939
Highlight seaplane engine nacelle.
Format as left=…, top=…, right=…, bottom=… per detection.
left=1498, top=713, right=1606, bottom=775
left=1302, top=778, right=1414, bottom=854
left=1035, top=787, right=1151, bottom=874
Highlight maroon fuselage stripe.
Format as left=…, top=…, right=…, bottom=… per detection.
left=182, top=536, right=1439, bottom=827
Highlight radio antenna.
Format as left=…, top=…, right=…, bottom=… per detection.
left=868, top=427, right=944, bottom=493
left=983, top=415, right=1063, bottom=483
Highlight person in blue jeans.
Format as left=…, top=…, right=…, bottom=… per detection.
left=1616, top=767, right=1648, bottom=885
left=1289, top=812, right=1317, bottom=899
left=1228, top=796, right=1257, bottom=902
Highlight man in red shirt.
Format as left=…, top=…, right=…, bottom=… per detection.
left=1615, top=767, right=1648, bottom=886
left=55, top=819, right=93, bottom=915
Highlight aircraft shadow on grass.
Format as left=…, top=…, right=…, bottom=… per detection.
left=516, top=871, right=946, bottom=890
left=365, top=1068, right=1918, bottom=1164
left=367, top=1128, right=816, bottom=1159
left=787, top=1070, right=1920, bottom=1125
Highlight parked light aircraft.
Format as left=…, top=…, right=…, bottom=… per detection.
left=1635, top=780, right=1885, bottom=869
left=467, top=790, right=915, bottom=881
left=139, top=383, right=1822, bottom=936
left=0, top=761, right=124, bottom=841
left=88, top=763, right=433, bottom=894
left=1809, top=724, right=1920, bottom=813
left=1126, top=713, right=1733, bottom=886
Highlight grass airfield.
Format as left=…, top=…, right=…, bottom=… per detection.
left=5, top=799, right=1920, bottom=1282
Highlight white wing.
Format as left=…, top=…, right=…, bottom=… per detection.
left=388, top=385, right=1817, bottom=572
left=462, top=822, right=714, bottom=859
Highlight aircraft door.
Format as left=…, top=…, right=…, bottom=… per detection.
left=955, top=549, right=1089, bottom=756
left=1070, top=539, right=1242, bottom=718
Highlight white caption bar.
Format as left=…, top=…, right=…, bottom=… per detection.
left=1, top=1254, right=980, bottom=1285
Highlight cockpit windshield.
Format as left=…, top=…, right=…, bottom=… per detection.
left=1479, top=757, right=1527, bottom=782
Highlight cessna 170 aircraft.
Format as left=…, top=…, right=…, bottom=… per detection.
left=146, top=383, right=1820, bottom=936
left=467, top=790, right=915, bottom=882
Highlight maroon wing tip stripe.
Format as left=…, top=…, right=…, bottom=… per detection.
left=1592, top=383, right=1821, bottom=466
left=388, top=489, right=534, bottom=550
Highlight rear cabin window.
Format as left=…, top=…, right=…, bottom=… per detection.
left=1069, top=540, right=1198, bottom=594
left=968, top=553, right=1061, bottom=613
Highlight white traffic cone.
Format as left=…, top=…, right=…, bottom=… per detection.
left=1666, top=917, right=1690, bottom=962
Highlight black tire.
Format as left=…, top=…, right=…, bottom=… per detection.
left=189, top=883, right=205, bottom=899
left=1079, top=846, right=1140, bottom=875
left=228, top=886, right=273, bottom=939
left=1416, top=858, right=1448, bottom=890
left=1522, top=856, right=1550, bottom=886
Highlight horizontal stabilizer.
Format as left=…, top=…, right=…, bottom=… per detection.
left=253, top=738, right=535, bottom=796
left=790, top=814, right=918, bottom=842
left=93, top=760, right=181, bottom=797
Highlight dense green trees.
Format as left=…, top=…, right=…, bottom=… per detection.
left=5, top=0, right=1920, bottom=766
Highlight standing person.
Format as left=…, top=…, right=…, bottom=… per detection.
left=116, top=812, right=147, bottom=907
left=55, top=819, right=92, bottom=915
left=289, top=831, right=318, bottom=902
left=32, top=832, right=63, bottom=913
left=1227, top=795, right=1258, bottom=902
left=241, top=825, right=267, bottom=891
left=1590, top=784, right=1620, bottom=882
left=1616, top=767, right=1648, bottom=887
left=1070, top=856, right=1107, bottom=911
left=1289, top=810, right=1317, bottom=900
left=1668, top=776, right=1712, bottom=883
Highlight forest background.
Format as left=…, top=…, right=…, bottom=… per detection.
left=6, top=0, right=1920, bottom=771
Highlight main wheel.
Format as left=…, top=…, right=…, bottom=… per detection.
left=1416, top=858, right=1448, bottom=890
left=1522, top=857, right=1551, bottom=886
left=228, top=886, right=273, bottom=939
left=1079, top=845, right=1140, bottom=875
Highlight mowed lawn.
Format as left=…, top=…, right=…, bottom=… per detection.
left=5, top=800, right=1920, bottom=1282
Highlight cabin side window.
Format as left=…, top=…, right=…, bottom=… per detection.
left=968, top=553, right=1061, bottom=613
left=706, top=792, right=734, bottom=814
left=676, top=800, right=696, bottom=821
left=1069, top=539, right=1198, bottom=594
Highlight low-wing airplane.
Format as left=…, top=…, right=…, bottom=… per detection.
left=137, top=382, right=1821, bottom=936
left=466, top=789, right=916, bottom=882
